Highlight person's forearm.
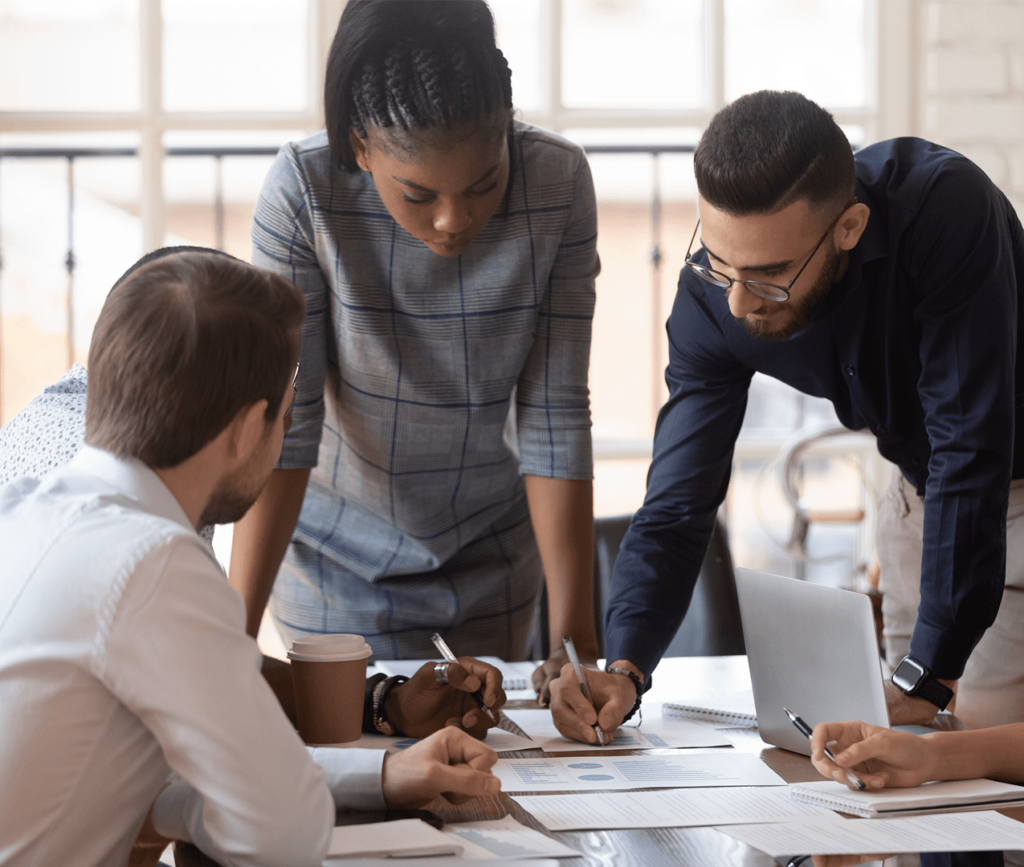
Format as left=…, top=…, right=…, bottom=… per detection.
left=229, top=467, right=310, bottom=637
left=524, top=476, right=598, bottom=658
left=923, top=724, right=1024, bottom=783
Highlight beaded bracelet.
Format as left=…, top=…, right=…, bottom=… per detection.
left=362, top=673, right=387, bottom=733
left=605, top=665, right=643, bottom=723
left=372, top=675, right=409, bottom=735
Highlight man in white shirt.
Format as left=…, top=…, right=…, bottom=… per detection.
left=0, top=249, right=501, bottom=867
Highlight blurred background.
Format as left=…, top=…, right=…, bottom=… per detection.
left=1, top=0, right=1021, bottom=591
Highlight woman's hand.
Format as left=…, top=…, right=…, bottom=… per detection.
left=381, top=726, right=501, bottom=808
left=386, top=657, right=506, bottom=739
left=810, top=720, right=941, bottom=790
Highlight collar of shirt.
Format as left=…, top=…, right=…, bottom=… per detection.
left=68, top=445, right=194, bottom=533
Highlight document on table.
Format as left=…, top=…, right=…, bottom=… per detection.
left=441, top=815, right=581, bottom=859
left=493, top=752, right=785, bottom=793
left=513, top=787, right=841, bottom=830
left=502, top=708, right=731, bottom=752
left=326, top=818, right=460, bottom=858
left=341, top=727, right=535, bottom=754
left=718, top=811, right=1024, bottom=855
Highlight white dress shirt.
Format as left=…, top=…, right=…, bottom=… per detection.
left=0, top=446, right=385, bottom=867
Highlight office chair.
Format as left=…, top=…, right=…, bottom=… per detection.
left=534, top=515, right=745, bottom=660
left=592, top=514, right=745, bottom=658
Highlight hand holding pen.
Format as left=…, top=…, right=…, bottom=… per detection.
left=563, top=634, right=606, bottom=746
left=784, top=708, right=866, bottom=791
left=430, top=633, right=498, bottom=724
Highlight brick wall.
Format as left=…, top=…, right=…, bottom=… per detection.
left=922, top=1, right=1024, bottom=215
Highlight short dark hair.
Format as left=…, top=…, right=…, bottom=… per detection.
left=85, top=251, right=305, bottom=469
left=694, top=90, right=856, bottom=217
left=325, top=0, right=513, bottom=172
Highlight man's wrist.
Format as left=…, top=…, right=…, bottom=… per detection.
left=608, top=659, right=645, bottom=683
left=891, top=656, right=954, bottom=710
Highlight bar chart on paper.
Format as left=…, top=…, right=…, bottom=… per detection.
left=443, top=817, right=581, bottom=859
left=493, top=753, right=785, bottom=792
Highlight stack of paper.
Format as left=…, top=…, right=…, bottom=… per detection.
left=323, top=815, right=580, bottom=862
left=789, top=777, right=1024, bottom=818
left=326, top=818, right=459, bottom=859
left=513, top=787, right=839, bottom=830
left=502, top=708, right=731, bottom=752
left=494, top=752, right=785, bottom=793
left=718, top=811, right=1024, bottom=855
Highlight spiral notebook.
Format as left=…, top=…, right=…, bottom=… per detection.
left=788, top=778, right=1024, bottom=819
left=662, top=690, right=757, bottom=727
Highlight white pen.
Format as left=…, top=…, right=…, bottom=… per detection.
left=563, top=634, right=605, bottom=746
left=430, top=632, right=497, bottom=723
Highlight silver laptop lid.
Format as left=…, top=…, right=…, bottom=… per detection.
left=734, top=567, right=889, bottom=756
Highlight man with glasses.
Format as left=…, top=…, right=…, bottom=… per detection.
left=551, top=89, right=1024, bottom=743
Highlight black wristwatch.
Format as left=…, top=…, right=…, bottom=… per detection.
left=891, top=656, right=954, bottom=711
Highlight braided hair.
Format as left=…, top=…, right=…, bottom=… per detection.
left=326, top=0, right=514, bottom=172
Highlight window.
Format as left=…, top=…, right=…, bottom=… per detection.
left=1, top=0, right=904, bottom=585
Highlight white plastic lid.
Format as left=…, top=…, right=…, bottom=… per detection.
left=287, top=633, right=373, bottom=663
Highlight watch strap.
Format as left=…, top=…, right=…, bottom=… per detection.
left=912, top=674, right=954, bottom=711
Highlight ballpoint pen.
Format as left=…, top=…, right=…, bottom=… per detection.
left=783, top=707, right=866, bottom=791
left=429, top=632, right=498, bottom=723
left=563, top=634, right=605, bottom=746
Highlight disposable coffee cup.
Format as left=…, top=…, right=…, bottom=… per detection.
left=287, top=634, right=372, bottom=745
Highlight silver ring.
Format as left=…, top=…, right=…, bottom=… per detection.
left=434, top=662, right=450, bottom=686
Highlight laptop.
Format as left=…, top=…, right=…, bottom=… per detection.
left=734, top=567, right=890, bottom=756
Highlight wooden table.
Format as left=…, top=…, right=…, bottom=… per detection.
left=176, top=656, right=1022, bottom=866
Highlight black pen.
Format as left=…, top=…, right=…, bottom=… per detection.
left=783, top=707, right=866, bottom=791
left=430, top=632, right=497, bottom=723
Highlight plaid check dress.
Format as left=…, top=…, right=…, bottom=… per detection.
left=252, top=122, right=598, bottom=660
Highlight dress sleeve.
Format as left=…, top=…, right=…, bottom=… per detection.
left=103, top=535, right=385, bottom=867
left=515, top=150, right=599, bottom=480
left=603, top=275, right=753, bottom=677
left=904, top=160, right=1018, bottom=678
left=251, top=144, right=330, bottom=469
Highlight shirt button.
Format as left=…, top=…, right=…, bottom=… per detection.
left=845, top=364, right=856, bottom=376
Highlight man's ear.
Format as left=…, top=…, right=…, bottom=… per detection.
left=226, top=399, right=271, bottom=461
left=835, top=202, right=870, bottom=252
left=349, top=127, right=370, bottom=172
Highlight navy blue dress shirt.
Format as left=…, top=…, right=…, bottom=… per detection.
left=604, top=138, right=1024, bottom=682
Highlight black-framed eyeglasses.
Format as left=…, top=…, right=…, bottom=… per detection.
left=684, top=197, right=858, bottom=302
left=283, top=361, right=300, bottom=428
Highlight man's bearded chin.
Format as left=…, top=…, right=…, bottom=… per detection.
left=740, top=242, right=841, bottom=342
left=197, top=474, right=261, bottom=529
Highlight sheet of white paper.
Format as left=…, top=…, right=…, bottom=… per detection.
left=493, top=752, right=785, bottom=793
left=323, top=860, right=561, bottom=866
left=339, top=727, right=535, bottom=754
left=502, top=708, right=731, bottom=752
left=326, top=818, right=460, bottom=858
left=442, top=816, right=581, bottom=859
left=513, top=787, right=841, bottom=830
left=718, top=811, right=1024, bottom=856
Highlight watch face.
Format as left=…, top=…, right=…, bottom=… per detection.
left=892, top=657, right=926, bottom=693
